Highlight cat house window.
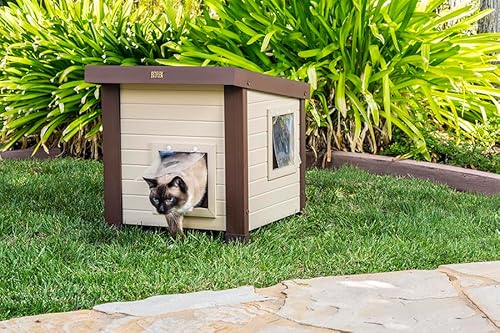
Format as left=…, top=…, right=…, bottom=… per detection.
left=267, top=108, right=298, bottom=180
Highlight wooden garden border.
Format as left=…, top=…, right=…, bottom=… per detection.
left=307, top=151, right=500, bottom=195
left=0, top=148, right=61, bottom=160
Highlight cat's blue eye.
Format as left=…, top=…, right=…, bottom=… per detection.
left=166, top=197, right=174, bottom=203
left=153, top=198, right=160, bottom=204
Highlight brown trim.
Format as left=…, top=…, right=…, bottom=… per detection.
left=223, top=86, right=249, bottom=242
left=0, top=148, right=61, bottom=160
left=299, top=99, right=306, bottom=211
left=85, top=66, right=309, bottom=100
left=308, top=151, right=500, bottom=195
left=101, top=84, right=123, bottom=226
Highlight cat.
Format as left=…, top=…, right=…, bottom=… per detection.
left=143, top=152, right=208, bottom=238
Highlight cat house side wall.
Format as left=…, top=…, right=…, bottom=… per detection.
left=247, top=91, right=301, bottom=230
left=120, top=84, right=226, bottom=231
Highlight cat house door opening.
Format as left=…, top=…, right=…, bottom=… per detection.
left=267, top=107, right=299, bottom=180
left=143, top=143, right=217, bottom=219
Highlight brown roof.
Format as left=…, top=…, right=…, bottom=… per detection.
left=85, top=65, right=309, bottom=99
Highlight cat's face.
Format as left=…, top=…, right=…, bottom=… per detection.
left=143, top=176, right=188, bottom=215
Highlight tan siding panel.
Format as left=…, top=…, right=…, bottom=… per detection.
left=249, top=163, right=267, bottom=182
left=246, top=90, right=302, bottom=230
left=122, top=165, right=225, bottom=184
left=120, top=85, right=226, bottom=232
left=123, top=210, right=225, bottom=231
left=249, top=183, right=300, bottom=212
left=121, top=149, right=225, bottom=167
left=122, top=180, right=225, bottom=200
left=121, top=135, right=225, bottom=152
left=123, top=195, right=226, bottom=215
left=121, top=89, right=224, bottom=106
left=248, top=117, right=266, bottom=135
left=121, top=119, right=223, bottom=137
left=248, top=99, right=300, bottom=120
left=247, top=91, right=298, bottom=105
left=121, top=104, right=224, bottom=121
left=249, top=197, right=300, bottom=230
left=249, top=172, right=299, bottom=197
left=248, top=132, right=267, bottom=151
left=248, top=147, right=267, bottom=167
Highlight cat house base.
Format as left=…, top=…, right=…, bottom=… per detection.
left=85, top=66, right=309, bottom=242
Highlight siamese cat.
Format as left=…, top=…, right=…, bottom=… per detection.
left=143, top=152, right=207, bottom=238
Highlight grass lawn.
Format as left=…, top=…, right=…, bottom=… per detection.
left=0, top=158, right=499, bottom=320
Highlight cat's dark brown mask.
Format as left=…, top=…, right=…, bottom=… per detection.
left=143, top=176, right=188, bottom=215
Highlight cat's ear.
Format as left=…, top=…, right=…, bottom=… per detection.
left=143, top=177, right=158, bottom=188
left=169, top=176, right=187, bottom=193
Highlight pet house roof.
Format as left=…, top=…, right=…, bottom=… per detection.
left=85, top=65, right=310, bottom=99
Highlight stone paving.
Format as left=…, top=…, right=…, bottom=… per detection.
left=1, top=261, right=499, bottom=332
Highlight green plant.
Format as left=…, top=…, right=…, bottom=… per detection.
left=0, top=0, right=15, bottom=6
left=383, top=125, right=500, bottom=173
left=0, top=0, right=196, bottom=158
left=161, top=0, right=500, bottom=160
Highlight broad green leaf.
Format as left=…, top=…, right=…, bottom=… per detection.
left=335, top=72, right=347, bottom=118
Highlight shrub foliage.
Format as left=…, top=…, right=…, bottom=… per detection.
left=1, top=0, right=499, bottom=160
left=0, top=0, right=194, bottom=158
left=162, top=0, right=500, bottom=160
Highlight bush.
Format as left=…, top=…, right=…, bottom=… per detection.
left=161, top=0, right=500, bottom=160
left=383, top=124, right=500, bottom=173
left=0, top=0, right=195, bottom=158
left=1, top=0, right=498, bottom=160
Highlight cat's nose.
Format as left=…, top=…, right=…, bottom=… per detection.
left=158, top=205, right=166, bottom=214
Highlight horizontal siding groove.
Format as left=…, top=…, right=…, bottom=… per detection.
left=249, top=173, right=298, bottom=186
left=250, top=196, right=300, bottom=215
left=249, top=162, right=267, bottom=168
left=122, top=181, right=226, bottom=199
left=122, top=195, right=226, bottom=215
left=121, top=135, right=225, bottom=151
left=248, top=115, right=266, bottom=122
left=122, top=119, right=223, bottom=125
left=120, top=102, right=223, bottom=106
left=121, top=103, right=224, bottom=108
left=122, top=166, right=225, bottom=183
left=121, top=148, right=226, bottom=155
left=123, top=194, right=226, bottom=203
left=121, top=107, right=223, bottom=121
left=248, top=117, right=267, bottom=135
left=121, top=134, right=224, bottom=140
left=122, top=210, right=226, bottom=217
left=248, top=133, right=267, bottom=151
left=121, top=132, right=223, bottom=138
left=250, top=183, right=297, bottom=200
left=247, top=99, right=298, bottom=107
left=121, top=120, right=224, bottom=137
left=248, top=146, right=267, bottom=154
left=249, top=176, right=270, bottom=185
left=122, top=211, right=226, bottom=231
left=121, top=164, right=225, bottom=170
left=122, top=207, right=226, bottom=214
left=121, top=150, right=225, bottom=166
left=248, top=160, right=267, bottom=168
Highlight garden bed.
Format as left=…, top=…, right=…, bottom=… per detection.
left=0, top=158, right=498, bottom=320
left=307, top=151, right=500, bottom=195
left=0, top=148, right=61, bottom=160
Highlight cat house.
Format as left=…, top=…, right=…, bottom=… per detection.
left=85, top=66, right=309, bottom=241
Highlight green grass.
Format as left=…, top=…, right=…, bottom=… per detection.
left=0, top=158, right=499, bottom=320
